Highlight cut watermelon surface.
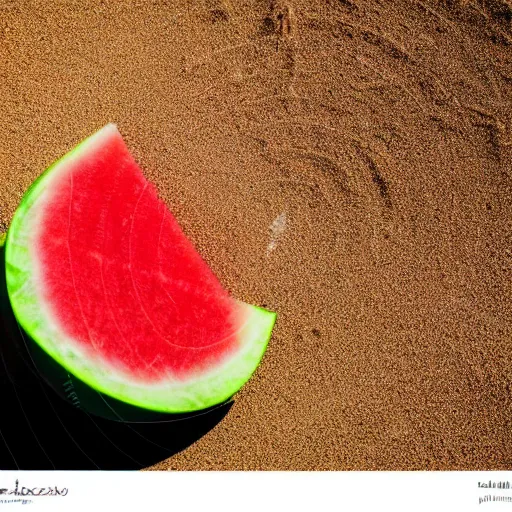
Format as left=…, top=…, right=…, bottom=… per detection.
left=4, top=124, right=276, bottom=413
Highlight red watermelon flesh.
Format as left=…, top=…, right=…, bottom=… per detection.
left=5, top=124, right=276, bottom=413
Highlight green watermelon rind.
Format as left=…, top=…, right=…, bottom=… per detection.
left=4, top=125, right=276, bottom=414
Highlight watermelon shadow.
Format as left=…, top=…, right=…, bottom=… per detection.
left=0, top=243, right=233, bottom=470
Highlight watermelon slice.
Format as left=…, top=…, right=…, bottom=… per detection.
left=4, top=124, right=276, bottom=414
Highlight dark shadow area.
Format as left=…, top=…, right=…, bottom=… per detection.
left=0, top=243, right=233, bottom=470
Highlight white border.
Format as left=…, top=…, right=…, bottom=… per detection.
left=0, top=470, right=511, bottom=512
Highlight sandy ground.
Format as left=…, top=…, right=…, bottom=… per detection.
left=1, top=0, right=511, bottom=470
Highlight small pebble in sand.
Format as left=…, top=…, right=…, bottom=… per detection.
left=266, top=212, right=287, bottom=256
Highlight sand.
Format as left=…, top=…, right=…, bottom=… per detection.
left=0, top=0, right=511, bottom=470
